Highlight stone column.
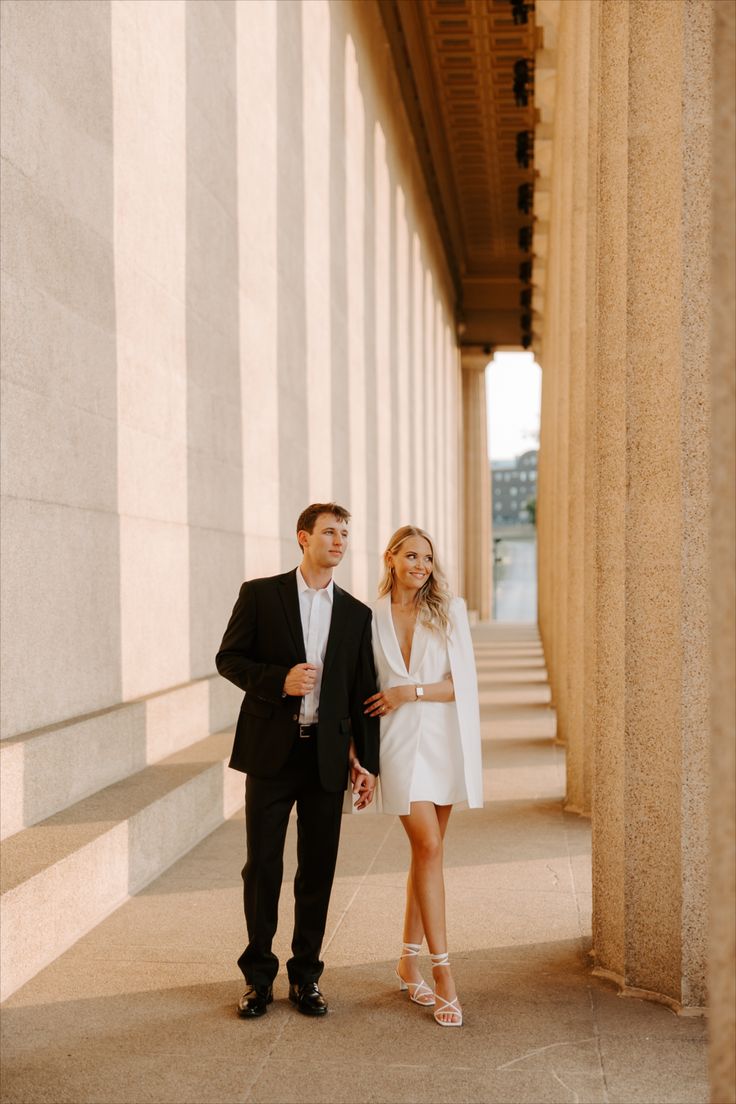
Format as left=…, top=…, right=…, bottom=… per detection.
left=708, top=0, right=735, bottom=1095
left=549, top=0, right=575, bottom=743
left=564, top=0, right=592, bottom=815
left=591, top=0, right=712, bottom=1011
left=535, top=303, right=554, bottom=671
left=536, top=342, right=555, bottom=663
left=591, top=0, right=629, bottom=979
left=461, top=352, right=491, bottom=620
left=581, top=0, right=600, bottom=819
left=534, top=11, right=558, bottom=685
left=535, top=276, right=555, bottom=685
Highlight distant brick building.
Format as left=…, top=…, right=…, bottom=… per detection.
left=491, top=449, right=538, bottom=525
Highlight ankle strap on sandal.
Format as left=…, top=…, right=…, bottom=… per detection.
left=430, top=951, right=450, bottom=967
left=400, top=942, right=423, bottom=959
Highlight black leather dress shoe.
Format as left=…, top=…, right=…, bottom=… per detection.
left=288, top=981, right=328, bottom=1016
left=237, top=984, right=273, bottom=1018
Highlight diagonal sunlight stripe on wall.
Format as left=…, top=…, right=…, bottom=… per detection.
left=236, top=0, right=281, bottom=581
left=112, top=0, right=189, bottom=702
left=303, top=0, right=333, bottom=507
left=345, top=32, right=368, bottom=601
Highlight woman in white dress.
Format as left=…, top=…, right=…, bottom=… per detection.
left=362, top=526, right=483, bottom=1026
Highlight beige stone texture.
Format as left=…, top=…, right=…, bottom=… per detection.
left=537, top=0, right=715, bottom=1016
left=461, top=354, right=491, bottom=620
left=590, top=0, right=629, bottom=986
left=623, top=0, right=688, bottom=1002
left=0, top=729, right=241, bottom=1001
left=0, top=498, right=122, bottom=738
left=237, top=0, right=281, bottom=577
left=0, top=0, right=121, bottom=737
left=112, top=0, right=190, bottom=702
left=581, top=0, right=600, bottom=823
left=619, top=0, right=711, bottom=1008
left=551, top=2, right=572, bottom=747
left=185, top=0, right=244, bottom=678
left=536, top=325, right=555, bottom=689
left=708, top=0, right=736, bottom=1099
left=679, top=0, right=713, bottom=1011
left=0, top=699, right=145, bottom=841
left=345, top=27, right=370, bottom=597
left=0, top=673, right=240, bottom=839
left=543, top=0, right=574, bottom=735
left=563, top=0, right=592, bottom=817
left=303, top=0, right=333, bottom=504
left=233, top=0, right=459, bottom=602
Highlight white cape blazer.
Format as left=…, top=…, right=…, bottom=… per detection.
left=372, top=594, right=484, bottom=813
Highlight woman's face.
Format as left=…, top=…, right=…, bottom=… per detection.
left=389, top=536, right=434, bottom=594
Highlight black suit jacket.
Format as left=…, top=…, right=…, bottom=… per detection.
left=216, top=570, right=380, bottom=792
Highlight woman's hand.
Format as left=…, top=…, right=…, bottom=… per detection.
left=363, top=685, right=414, bottom=717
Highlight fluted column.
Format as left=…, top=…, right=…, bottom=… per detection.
left=536, top=346, right=555, bottom=660
left=591, top=0, right=712, bottom=1011
left=540, top=0, right=575, bottom=728
left=461, top=352, right=491, bottom=620
left=535, top=3, right=559, bottom=687
left=581, top=0, right=600, bottom=820
left=708, top=0, right=735, bottom=1094
left=564, top=0, right=592, bottom=814
left=591, top=0, right=628, bottom=978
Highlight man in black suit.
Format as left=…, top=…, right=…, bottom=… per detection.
left=216, top=503, right=379, bottom=1018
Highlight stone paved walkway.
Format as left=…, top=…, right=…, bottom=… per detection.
left=0, top=623, right=708, bottom=1104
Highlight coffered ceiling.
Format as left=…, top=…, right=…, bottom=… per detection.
left=378, top=0, right=537, bottom=349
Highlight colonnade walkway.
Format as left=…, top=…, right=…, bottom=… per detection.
left=1, top=624, right=708, bottom=1104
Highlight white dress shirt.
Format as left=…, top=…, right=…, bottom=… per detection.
left=296, top=567, right=334, bottom=723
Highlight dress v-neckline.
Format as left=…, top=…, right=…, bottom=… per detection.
left=389, top=603, right=419, bottom=676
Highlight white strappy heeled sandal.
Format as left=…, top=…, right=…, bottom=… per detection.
left=395, top=942, right=435, bottom=1006
left=430, top=951, right=463, bottom=1026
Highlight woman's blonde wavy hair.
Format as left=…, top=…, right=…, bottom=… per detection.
left=378, top=525, right=452, bottom=635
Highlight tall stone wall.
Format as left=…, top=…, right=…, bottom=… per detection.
left=1, top=0, right=123, bottom=738
left=0, top=0, right=461, bottom=743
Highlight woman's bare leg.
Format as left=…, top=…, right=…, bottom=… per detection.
left=402, top=804, right=452, bottom=945
left=397, top=802, right=459, bottom=1022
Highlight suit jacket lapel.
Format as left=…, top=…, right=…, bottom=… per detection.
left=321, top=585, right=350, bottom=684
left=278, top=571, right=307, bottom=662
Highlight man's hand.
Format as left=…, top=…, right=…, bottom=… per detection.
left=283, top=663, right=318, bottom=697
left=350, top=760, right=376, bottom=811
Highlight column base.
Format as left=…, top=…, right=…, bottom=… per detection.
left=563, top=800, right=590, bottom=818
left=591, top=965, right=707, bottom=1017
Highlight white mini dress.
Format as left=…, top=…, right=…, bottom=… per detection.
left=371, top=595, right=484, bottom=816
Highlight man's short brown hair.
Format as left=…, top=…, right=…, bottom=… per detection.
left=296, top=503, right=351, bottom=549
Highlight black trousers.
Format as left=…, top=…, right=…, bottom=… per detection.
left=237, top=734, right=344, bottom=988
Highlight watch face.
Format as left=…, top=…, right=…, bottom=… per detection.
left=416, top=686, right=424, bottom=698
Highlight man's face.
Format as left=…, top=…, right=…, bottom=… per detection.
left=298, top=514, right=349, bottom=570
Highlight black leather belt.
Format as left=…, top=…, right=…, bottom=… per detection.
left=298, top=723, right=318, bottom=739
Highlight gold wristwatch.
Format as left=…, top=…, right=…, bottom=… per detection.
left=415, top=685, right=425, bottom=700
